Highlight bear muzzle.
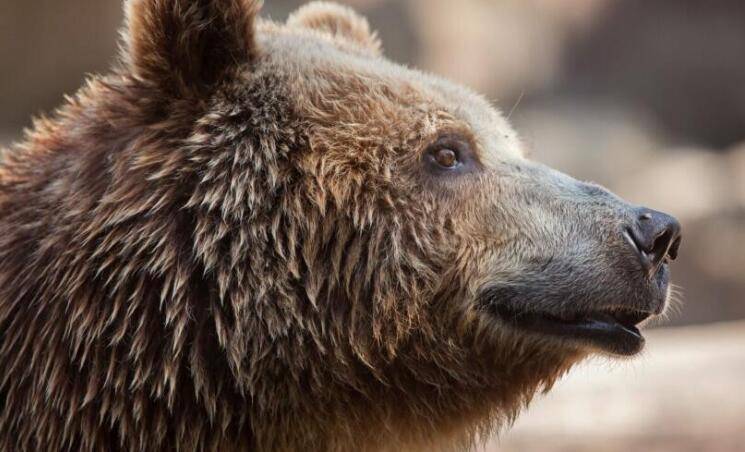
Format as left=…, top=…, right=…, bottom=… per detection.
left=477, top=172, right=683, bottom=357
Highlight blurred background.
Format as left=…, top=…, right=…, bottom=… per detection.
left=1, top=0, right=743, bottom=450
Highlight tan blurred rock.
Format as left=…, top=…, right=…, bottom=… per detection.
left=691, top=217, right=745, bottom=283
left=728, top=143, right=745, bottom=206
left=516, top=100, right=743, bottom=222
left=409, top=0, right=562, bottom=97
left=514, top=102, right=663, bottom=185
left=407, top=0, right=614, bottom=97
left=613, top=149, right=734, bottom=221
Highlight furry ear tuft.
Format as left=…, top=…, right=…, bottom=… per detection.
left=123, top=0, right=262, bottom=95
left=287, top=1, right=382, bottom=55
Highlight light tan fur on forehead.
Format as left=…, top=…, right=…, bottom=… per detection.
left=262, top=25, right=524, bottom=169
left=287, top=1, right=382, bottom=56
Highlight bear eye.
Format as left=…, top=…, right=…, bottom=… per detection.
left=433, top=148, right=459, bottom=169
left=423, top=134, right=477, bottom=175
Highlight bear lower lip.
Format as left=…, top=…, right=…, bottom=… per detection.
left=493, top=305, right=650, bottom=356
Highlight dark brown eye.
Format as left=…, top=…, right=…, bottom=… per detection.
left=433, top=148, right=458, bottom=168
left=423, top=134, right=478, bottom=176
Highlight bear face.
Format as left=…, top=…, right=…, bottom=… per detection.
left=242, top=4, right=681, bottom=357
left=0, top=1, right=681, bottom=451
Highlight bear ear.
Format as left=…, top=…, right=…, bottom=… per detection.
left=123, top=0, right=262, bottom=95
left=287, top=1, right=382, bottom=56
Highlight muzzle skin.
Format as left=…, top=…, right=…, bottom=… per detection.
left=473, top=161, right=681, bottom=355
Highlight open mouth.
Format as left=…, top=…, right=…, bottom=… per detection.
left=493, top=304, right=653, bottom=356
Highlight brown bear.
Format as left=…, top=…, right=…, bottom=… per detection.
left=0, top=1, right=682, bottom=451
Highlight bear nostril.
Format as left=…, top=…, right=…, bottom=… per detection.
left=625, top=208, right=682, bottom=276
left=668, top=236, right=682, bottom=260
left=649, top=229, right=673, bottom=260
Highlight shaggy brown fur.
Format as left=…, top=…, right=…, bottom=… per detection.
left=0, top=1, right=674, bottom=451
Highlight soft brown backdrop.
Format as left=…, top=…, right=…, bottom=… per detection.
left=2, top=1, right=744, bottom=450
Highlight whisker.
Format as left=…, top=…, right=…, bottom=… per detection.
left=506, top=90, right=525, bottom=121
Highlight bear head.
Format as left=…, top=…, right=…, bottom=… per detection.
left=0, top=1, right=682, bottom=450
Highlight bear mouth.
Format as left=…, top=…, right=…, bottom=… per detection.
left=492, top=304, right=653, bottom=356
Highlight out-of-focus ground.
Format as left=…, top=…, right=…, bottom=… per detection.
left=488, top=321, right=745, bottom=452
left=2, top=0, right=744, bottom=450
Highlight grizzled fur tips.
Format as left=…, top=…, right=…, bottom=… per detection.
left=0, top=1, right=680, bottom=451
